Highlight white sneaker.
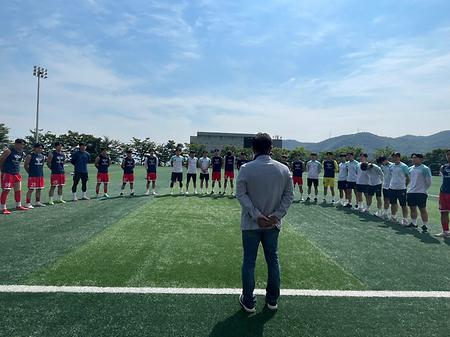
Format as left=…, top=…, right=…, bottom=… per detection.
left=194, top=190, right=198, bottom=195
left=186, top=191, right=189, bottom=195
left=59, top=199, right=66, bottom=204
left=145, top=191, right=150, bottom=196
left=48, top=200, right=55, bottom=205
left=35, top=202, right=46, bottom=207
left=25, top=203, right=34, bottom=209
left=152, top=191, right=157, bottom=195
left=266, top=302, right=278, bottom=310
left=435, top=232, right=450, bottom=238
left=81, top=194, right=90, bottom=200
left=170, top=191, right=174, bottom=195
left=399, top=218, right=409, bottom=226
left=103, top=194, right=109, bottom=198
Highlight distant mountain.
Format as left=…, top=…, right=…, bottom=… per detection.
left=283, top=131, right=450, bottom=155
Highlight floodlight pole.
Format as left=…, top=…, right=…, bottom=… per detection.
left=33, top=66, right=48, bottom=143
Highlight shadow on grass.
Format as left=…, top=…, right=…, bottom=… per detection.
left=378, top=219, right=441, bottom=244
left=209, top=307, right=277, bottom=337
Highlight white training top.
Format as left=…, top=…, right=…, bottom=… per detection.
left=171, top=155, right=184, bottom=173
left=367, top=164, right=384, bottom=186
left=356, top=163, right=370, bottom=185
left=408, top=164, right=432, bottom=194
left=338, top=162, right=348, bottom=181
left=198, top=157, right=211, bottom=174
left=381, top=162, right=394, bottom=189
left=389, top=162, right=410, bottom=190
left=346, top=160, right=359, bottom=182
left=187, top=157, right=198, bottom=174
left=306, top=160, right=322, bottom=179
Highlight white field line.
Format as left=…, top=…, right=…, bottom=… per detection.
left=1, top=285, right=450, bottom=298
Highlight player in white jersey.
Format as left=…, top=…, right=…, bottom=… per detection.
left=336, top=154, right=348, bottom=206
left=365, top=162, right=384, bottom=215
left=198, top=151, right=211, bottom=194
left=305, top=153, right=322, bottom=202
left=389, top=152, right=410, bottom=225
left=170, top=148, right=185, bottom=195
left=345, top=152, right=359, bottom=208
left=355, top=153, right=370, bottom=211
left=185, top=150, right=198, bottom=195
left=407, top=154, right=432, bottom=233
left=378, top=156, right=394, bottom=219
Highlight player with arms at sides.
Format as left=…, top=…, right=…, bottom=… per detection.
left=379, top=156, right=394, bottom=219
left=336, top=154, right=348, bottom=206
left=47, top=142, right=66, bottom=205
left=0, top=139, right=29, bottom=214
left=95, top=148, right=110, bottom=198
left=364, top=161, right=384, bottom=216
left=322, top=152, right=339, bottom=204
left=291, top=154, right=305, bottom=201
left=389, top=152, right=410, bottom=225
left=237, top=152, right=248, bottom=171
left=144, top=149, right=159, bottom=196
left=24, top=143, right=46, bottom=208
left=185, top=150, right=198, bottom=195
left=407, top=154, right=432, bottom=233
left=198, top=151, right=211, bottom=194
left=355, top=153, right=370, bottom=211
left=120, top=149, right=135, bottom=197
left=305, top=153, right=322, bottom=202
left=211, top=149, right=223, bottom=194
left=345, top=152, right=359, bottom=208
left=71, top=142, right=91, bottom=201
left=170, top=148, right=184, bottom=195
left=223, top=151, right=236, bottom=195
left=436, top=150, right=450, bottom=238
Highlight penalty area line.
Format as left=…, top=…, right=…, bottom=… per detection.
left=1, top=285, right=450, bottom=298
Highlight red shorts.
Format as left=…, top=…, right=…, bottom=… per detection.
left=224, top=171, right=234, bottom=179
left=123, top=173, right=135, bottom=183
left=28, top=176, right=45, bottom=189
left=293, top=176, right=303, bottom=186
left=212, top=172, right=221, bottom=181
left=1, top=173, right=22, bottom=190
left=147, top=172, right=157, bottom=182
left=97, top=173, right=109, bottom=183
left=51, top=174, right=66, bottom=186
left=439, top=192, right=450, bottom=212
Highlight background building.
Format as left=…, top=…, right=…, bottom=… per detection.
left=190, top=132, right=283, bottom=151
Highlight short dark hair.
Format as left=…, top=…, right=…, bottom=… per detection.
left=79, top=142, right=86, bottom=146
left=347, top=152, right=354, bottom=156
left=326, top=151, right=333, bottom=155
left=33, top=143, right=43, bottom=148
left=360, top=153, right=368, bottom=158
left=54, top=142, right=63, bottom=147
left=126, top=149, right=133, bottom=153
left=190, top=150, right=195, bottom=154
left=360, top=162, right=369, bottom=171
left=14, top=138, right=26, bottom=145
left=311, top=153, right=317, bottom=156
left=252, top=133, right=272, bottom=154
left=227, top=151, right=232, bottom=156
left=377, top=156, right=386, bottom=164
left=214, top=148, right=219, bottom=152
left=100, top=147, right=107, bottom=152
left=339, top=154, right=346, bottom=158
left=392, top=152, right=401, bottom=158
left=240, top=152, right=245, bottom=155
left=411, top=153, right=424, bottom=159
left=446, top=149, right=450, bottom=154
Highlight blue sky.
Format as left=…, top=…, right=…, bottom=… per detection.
left=1, top=0, right=450, bottom=143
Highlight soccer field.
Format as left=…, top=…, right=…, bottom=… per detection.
left=1, top=166, right=449, bottom=336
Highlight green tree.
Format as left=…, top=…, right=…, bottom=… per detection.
left=130, top=137, right=156, bottom=164
left=185, top=143, right=207, bottom=157
left=374, top=146, right=396, bottom=159
left=424, top=149, right=449, bottom=175
left=0, top=123, right=9, bottom=147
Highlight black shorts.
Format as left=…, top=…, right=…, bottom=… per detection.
left=338, top=181, right=347, bottom=190
left=171, top=172, right=183, bottom=182
left=307, top=178, right=319, bottom=188
left=73, top=172, right=88, bottom=182
left=346, top=181, right=356, bottom=190
left=389, top=189, right=407, bottom=206
left=356, top=184, right=369, bottom=193
left=187, top=173, right=197, bottom=184
left=200, top=173, right=209, bottom=181
left=407, top=193, right=428, bottom=208
left=368, top=184, right=382, bottom=197
left=383, top=188, right=391, bottom=199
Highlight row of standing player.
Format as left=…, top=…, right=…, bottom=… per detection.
left=287, top=150, right=450, bottom=237
left=0, top=140, right=250, bottom=214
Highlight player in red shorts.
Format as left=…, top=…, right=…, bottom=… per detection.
left=47, top=142, right=66, bottom=205
left=223, top=151, right=235, bottom=195
left=144, top=150, right=159, bottom=195
left=211, top=149, right=223, bottom=194
left=95, top=148, right=111, bottom=198
left=0, top=138, right=28, bottom=214
left=436, top=149, right=450, bottom=238
left=120, top=149, right=135, bottom=196
left=24, top=143, right=46, bottom=208
left=291, top=155, right=305, bottom=201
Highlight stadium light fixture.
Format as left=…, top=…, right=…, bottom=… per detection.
left=32, top=66, right=48, bottom=143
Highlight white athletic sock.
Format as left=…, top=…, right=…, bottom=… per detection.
left=411, top=218, right=417, bottom=225
left=16, top=201, right=22, bottom=207
left=131, top=189, right=134, bottom=193
left=49, top=196, right=54, bottom=202
left=58, top=195, right=63, bottom=201
left=1, top=204, right=6, bottom=210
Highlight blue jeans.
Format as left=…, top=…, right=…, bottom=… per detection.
left=241, top=228, right=280, bottom=307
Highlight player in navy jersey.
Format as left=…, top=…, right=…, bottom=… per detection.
left=71, top=142, right=91, bottom=201
left=236, top=152, right=248, bottom=170
left=223, top=151, right=235, bottom=195
left=144, top=150, right=159, bottom=195
left=95, top=148, right=111, bottom=198
left=47, top=142, right=66, bottom=205
left=24, top=143, right=46, bottom=208
left=211, top=149, right=223, bottom=194
left=322, top=152, right=339, bottom=203
left=120, top=149, right=135, bottom=196
left=436, top=150, right=450, bottom=238
left=291, top=155, right=305, bottom=201
left=0, top=139, right=28, bottom=214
